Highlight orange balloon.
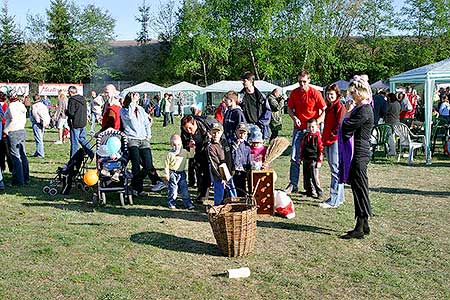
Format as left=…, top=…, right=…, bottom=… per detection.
left=83, top=170, right=99, bottom=186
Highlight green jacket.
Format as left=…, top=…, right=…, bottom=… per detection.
left=267, top=94, right=284, bottom=127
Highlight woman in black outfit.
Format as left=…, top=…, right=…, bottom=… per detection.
left=341, top=78, right=374, bottom=239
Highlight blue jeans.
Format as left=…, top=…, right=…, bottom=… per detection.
left=8, top=129, right=29, bottom=185
left=289, top=128, right=306, bottom=188
left=324, top=142, right=345, bottom=206
left=167, top=171, right=193, bottom=208
left=0, top=165, right=4, bottom=189
left=32, top=123, right=45, bottom=157
left=213, top=177, right=237, bottom=206
left=90, top=112, right=98, bottom=134
left=70, top=127, right=94, bottom=159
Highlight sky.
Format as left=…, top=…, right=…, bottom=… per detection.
left=9, top=0, right=406, bottom=41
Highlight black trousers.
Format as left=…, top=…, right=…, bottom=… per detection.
left=302, top=160, right=323, bottom=196
left=163, top=112, right=169, bottom=127
left=0, top=137, right=12, bottom=172
left=234, top=170, right=249, bottom=197
left=193, top=155, right=210, bottom=200
left=188, top=159, right=196, bottom=186
left=270, top=124, right=281, bottom=141
left=348, top=157, right=372, bottom=218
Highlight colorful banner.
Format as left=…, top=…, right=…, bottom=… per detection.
left=38, top=83, right=83, bottom=96
left=0, top=83, right=30, bottom=96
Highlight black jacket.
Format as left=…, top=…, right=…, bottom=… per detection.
left=342, top=104, right=374, bottom=160
left=67, top=94, right=88, bottom=128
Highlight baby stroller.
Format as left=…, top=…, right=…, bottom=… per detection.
left=93, top=129, right=133, bottom=206
left=43, top=147, right=92, bottom=196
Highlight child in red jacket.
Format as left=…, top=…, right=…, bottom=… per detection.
left=299, top=118, right=323, bottom=198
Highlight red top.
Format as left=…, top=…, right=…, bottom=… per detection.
left=400, top=93, right=417, bottom=119
left=214, top=102, right=227, bottom=124
left=288, top=86, right=326, bottom=130
left=1, top=102, right=7, bottom=126
left=102, top=104, right=122, bottom=130
left=299, top=131, right=323, bottom=163
left=322, top=100, right=346, bottom=146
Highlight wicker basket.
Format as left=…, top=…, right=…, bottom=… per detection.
left=207, top=199, right=257, bottom=257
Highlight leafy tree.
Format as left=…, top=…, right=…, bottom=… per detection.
left=153, top=0, right=178, bottom=42
left=136, top=0, right=151, bottom=44
left=0, top=0, right=25, bottom=81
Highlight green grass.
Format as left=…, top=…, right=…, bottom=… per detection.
left=0, top=114, right=449, bottom=300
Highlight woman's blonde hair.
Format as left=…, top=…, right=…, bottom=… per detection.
left=347, top=78, right=370, bottom=100
left=58, top=89, right=67, bottom=100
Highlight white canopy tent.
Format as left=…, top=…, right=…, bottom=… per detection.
left=390, top=58, right=450, bottom=164
left=282, top=82, right=324, bottom=96
left=122, top=81, right=165, bottom=93
left=204, top=80, right=281, bottom=93
left=165, top=81, right=206, bottom=114
left=371, top=80, right=389, bottom=91
left=333, top=80, right=349, bottom=91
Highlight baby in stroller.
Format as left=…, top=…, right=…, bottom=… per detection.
left=95, top=129, right=132, bottom=205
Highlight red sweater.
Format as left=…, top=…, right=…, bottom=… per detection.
left=102, top=104, right=122, bottom=130
left=322, top=100, right=346, bottom=147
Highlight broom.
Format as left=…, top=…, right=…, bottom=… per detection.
left=263, top=137, right=290, bottom=169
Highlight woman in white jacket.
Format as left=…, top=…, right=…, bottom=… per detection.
left=4, top=93, right=29, bottom=186
left=31, top=95, right=51, bottom=158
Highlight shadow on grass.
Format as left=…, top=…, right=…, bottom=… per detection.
left=130, top=231, right=222, bottom=256
left=370, top=186, right=450, bottom=197
left=257, top=220, right=335, bottom=235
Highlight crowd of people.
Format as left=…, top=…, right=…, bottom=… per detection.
left=1, top=71, right=441, bottom=239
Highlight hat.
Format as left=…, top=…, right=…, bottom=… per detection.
left=249, top=131, right=263, bottom=143
left=209, top=122, right=223, bottom=132
left=236, top=122, right=248, bottom=132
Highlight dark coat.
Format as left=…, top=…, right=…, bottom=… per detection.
left=67, top=94, right=88, bottom=128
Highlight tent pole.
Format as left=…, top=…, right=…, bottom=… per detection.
left=424, top=79, right=433, bottom=165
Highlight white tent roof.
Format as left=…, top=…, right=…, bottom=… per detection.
left=165, top=81, right=204, bottom=92
left=389, top=58, right=450, bottom=164
left=282, top=82, right=324, bottom=93
left=203, top=80, right=281, bottom=93
left=333, top=80, right=349, bottom=91
left=123, top=81, right=165, bottom=93
left=370, top=80, right=389, bottom=90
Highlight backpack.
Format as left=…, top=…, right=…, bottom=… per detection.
left=400, top=97, right=412, bottom=112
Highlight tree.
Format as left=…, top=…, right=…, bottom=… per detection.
left=153, top=0, right=178, bottom=42
left=136, top=0, right=151, bottom=44
left=0, top=0, right=25, bottom=81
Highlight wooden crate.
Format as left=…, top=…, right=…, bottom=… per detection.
left=250, top=170, right=274, bottom=215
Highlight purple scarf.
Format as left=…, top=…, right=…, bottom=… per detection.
left=338, top=123, right=353, bottom=184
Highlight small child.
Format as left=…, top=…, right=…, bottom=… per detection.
left=208, top=122, right=237, bottom=206
left=249, top=130, right=266, bottom=171
left=97, top=146, right=123, bottom=182
left=164, top=134, right=195, bottom=209
left=299, top=118, right=323, bottom=198
left=231, top=122, right=251, bottom=196
left=223, top=90, right=246, bottom=143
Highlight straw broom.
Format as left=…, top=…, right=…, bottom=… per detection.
left=263, top=137, right=290, bottom=170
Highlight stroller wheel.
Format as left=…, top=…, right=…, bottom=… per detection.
left=92, top=194, right=98, bottom=206
left=119, top=192, right=125, bottom=206
left=128, top=194, right=133, bottom=205
left=76, top=182, right=83, bottom=190
left=83, top=185, right=91, bottom=193
left=49, top=188, right=58, bottom=196
left=43, top=186, right=50, bottom=194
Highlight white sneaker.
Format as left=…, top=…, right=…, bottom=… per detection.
left=54, top=140, right=63, bottom=145
left=151, top=181, right=166, bottom=192
left=319, top=202, right=337, bottom=209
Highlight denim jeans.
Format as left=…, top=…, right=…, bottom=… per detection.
left=8, top=129, right=29, bottom=185
left=32, top=122, right=45, bottom=157
left=324, top=142, right=345, bottom=206
left=289, top=128, right=306, bottom=188
left=70, top=127, right=94, bottom=159
left=90, top=112, right=98, bottom=134
left=213, top=177, right=237, bottom=206
left=167, top=171, right=193, bottom=208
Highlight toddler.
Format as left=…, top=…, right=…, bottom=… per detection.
left=231, top=122, right=251, bottom=196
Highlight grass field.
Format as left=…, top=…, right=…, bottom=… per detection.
left=0, top=114, right=449, bottom=300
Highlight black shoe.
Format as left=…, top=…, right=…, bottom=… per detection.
left=363, top=218, right=370, bottom=235
left=340, top=230, right=364, bottom=239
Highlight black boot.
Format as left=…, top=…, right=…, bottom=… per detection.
left=341, top=217, right=365, bottom=239
left=363, top=218, right=370, bottom=235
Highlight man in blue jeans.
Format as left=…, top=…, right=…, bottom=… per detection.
left=285, top=70, right=326, bottom=194
left=66, top=86, right=94, bottom=159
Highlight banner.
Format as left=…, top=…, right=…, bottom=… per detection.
left=0, top=83, right=30, bottom=96
left=39, top=83, right=83, bottom=96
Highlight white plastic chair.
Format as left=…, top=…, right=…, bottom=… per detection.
left=393, top=122, right=425, bottom=165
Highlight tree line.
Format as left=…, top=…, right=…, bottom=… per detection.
left=1, top=0, right=449, bottom=86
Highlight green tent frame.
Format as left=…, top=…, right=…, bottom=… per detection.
left=390, top=58, right=450, bottom=165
